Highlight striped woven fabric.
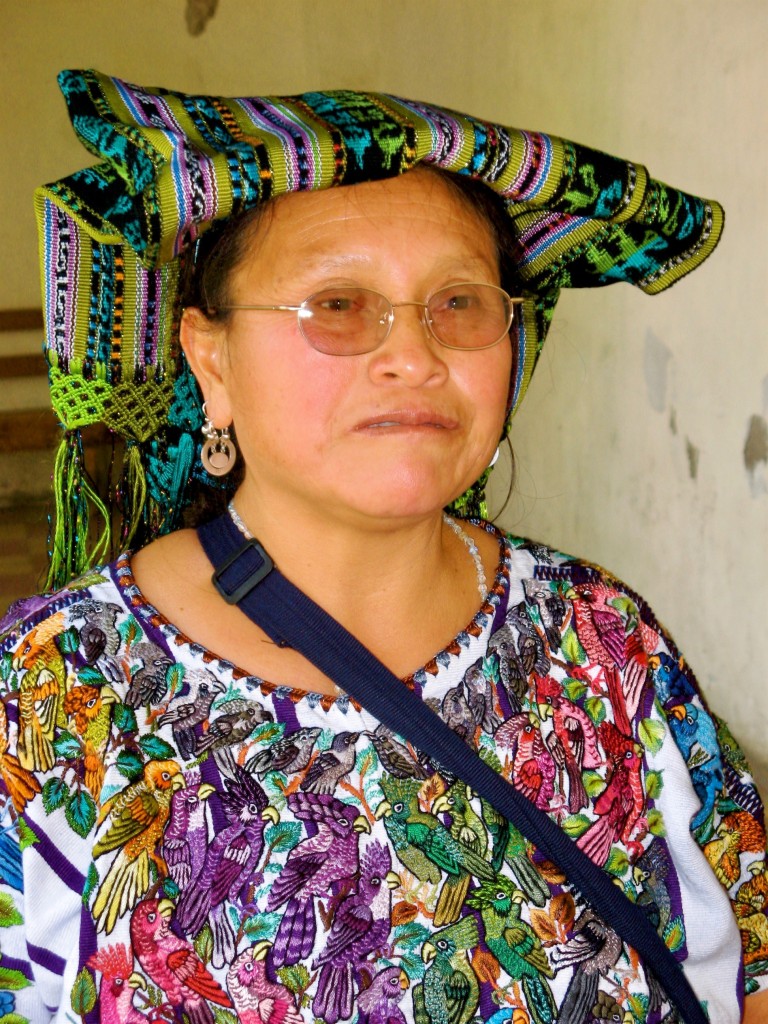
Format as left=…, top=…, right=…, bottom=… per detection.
left=35, top=69, right=724, bottom=586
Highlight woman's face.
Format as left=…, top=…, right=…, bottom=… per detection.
left=191, top=169, right=512, bottom=526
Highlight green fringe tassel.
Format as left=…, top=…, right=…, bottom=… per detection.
left=46, top=432, right=111, bottom=592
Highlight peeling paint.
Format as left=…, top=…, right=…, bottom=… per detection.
left=744, top=414, right=768, bottom=497
left=186, top=0, right=218, bottom=35
left=685, top=438, right=699, bottom=481
left=644, top=330, right=672, bottom=413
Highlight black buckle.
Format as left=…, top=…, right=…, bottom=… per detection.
left=212, top=539, right=274, bottom=604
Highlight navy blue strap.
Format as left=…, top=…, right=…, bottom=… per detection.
left=198, top=513, right=707, bottom=1024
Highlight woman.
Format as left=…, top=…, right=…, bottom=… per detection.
left=1, top=71, right=766, bottom=1023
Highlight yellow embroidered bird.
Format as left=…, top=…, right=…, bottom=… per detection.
left=92, top=758, right=185, bottom=934
left=0, top=699, right=41, bottom=814
left=12, top=613, right=69, bottom=771
left=63, top=682, right=120, bottom=799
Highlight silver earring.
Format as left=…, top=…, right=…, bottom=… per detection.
left=200, top=402, right=237, bottom=476
left=488, top=446, right=500, bottom=469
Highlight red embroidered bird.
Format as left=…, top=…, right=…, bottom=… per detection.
left=576, top=720, right=645, bottom=866
left=129, top=898, right=232, bottom=1024
left=570, top=583, right=652, bottom=735
left=533, top=674, right=601, bottom=813
left=494, top=712, right=556, bottom=811
left=87, top=942, right=152, bottom=1024
left=226, top=941, right=304, bottom=1024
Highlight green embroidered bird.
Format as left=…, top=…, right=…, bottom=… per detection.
left=375, top=776, right=495, bottom=926
left=413, top=915, right=480, bottom=1024
left=433, top=781, right=488, bottom=856
left=466, top=876, right=556, bottom=1024
left=480, top=798, right=550, bottom=908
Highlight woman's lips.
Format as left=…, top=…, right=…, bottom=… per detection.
left=354, top=409, right=459, bottom=431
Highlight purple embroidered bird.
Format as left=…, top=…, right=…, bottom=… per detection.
left=161, top=771, right=215, bottom=896
left=312, top=840, right=398, bottom=1023
left=175, top=765, right=279, bottom=969
left=267, top=791, right=371, bottom=966
left=356, top=966, right=410, bottom=1024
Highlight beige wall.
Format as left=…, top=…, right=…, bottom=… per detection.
left=2, top=1, right=766, bottom=788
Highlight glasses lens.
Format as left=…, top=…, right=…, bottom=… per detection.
left=301, top=288, right=390, bottom=354
left=427, top=283, right=513, bottom=349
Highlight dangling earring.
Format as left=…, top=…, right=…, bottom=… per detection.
left=488, top=446, right=500, bottom=469
left=200, top=402, right=237, bottom=476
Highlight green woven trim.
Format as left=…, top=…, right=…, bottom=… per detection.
left=49, top=367, right=174, bottom=441
left=640, top=200, right=724, bottom=296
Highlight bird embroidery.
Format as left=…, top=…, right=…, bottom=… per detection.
left=533, top=673, right=601, bottom=814
left=267, top=791, right=371, bottom=966
left=160, top=771, right=216, bottom=897
left=312, top=840, right=398, bottom=1023
left=413, top=915, right=480, bottom=1024
left=63, top=681, right=119, bottom=798
left=129, top=898, right=232, bottom=1024
left=0, top=698, right=40, bottom=814
left=12, top=612, right=69, bottom=771
left=225, top=941, right=304, bottom=1024
left=91, top=759, right=185, bottom=933
left=357, top=965, right=410, bottom=1024
left=466, top=877, right=556, bottom=1024
left=158, top=669, right=227, bottom=761
left=550, top=906, right=623, bottom=1024
left=87, top=942, right=152, bottom=1023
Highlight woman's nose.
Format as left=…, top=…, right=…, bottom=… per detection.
left=367, top=303, right=449, bottom=387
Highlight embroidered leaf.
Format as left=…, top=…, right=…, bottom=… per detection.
left=162, top=878, right=180, bottom=900
left=552, top=891, right=576, bottom=933
left=265, top=821, right=301, bottom=854
left=53, top=730, right=82, bottom=759
left=629, top=992, right=649, bottom=1020
left=57, top=627, right=80, bottom=655
left=478, top=744, right=503, bottom=774
left=536, top=858, right=567, bottom=885
left=664, top=915, right=685, bottom=952
left=605, top=847, right=630, bottom=878
left=529, top=906, right=558, bottom=943
left=166, top=663, right=185, bottom=699
left=561, top=813, right=591, bottom=838
left=471, top=947, right=500, bottom=983
left=193, top=923, right=214, bottom=964
left=645, top=770, right=664, bottom=800
left=70, top=968, right=97, bottom=1014
left=357, top=749, right=375, bottom=778
left=82, top=863, right=99, bottom=906
left=419, top=775, right=446, bottom=805
left=117, top=616, right=140, bottom=647
left=16, top=820, right=37, bottom=853
left=0, top=1013, right=31, bottom=1024
left=252, top=721, right=282, bottom=744
left=583, top=770, right=606, bottom=798
left=0, top=653, right=14, bottom=682
left=647, top=808, right=666, bottom=837
left=392, top=901, right=419, bottom=926
left=113, top=703, right=138, bottom=734
left=563, top=677, right=587, bottom=702
left=242, top=911, right=281, bottom=941
left=0, top=968, right=31, bottom=992
left=77, top=665, right=107, bottom=686
left=561, top=626, right=586, bottom=665
left=212, top=1010, right=238, bottom=1024
left=41, top=777, right=69, bottom=814
left=65, top=790, right=97, bottom=838
left=276, top=964, right=311, bottom=996
left=639, top=717, right=666, bottom=755
left=116, top=749, right=144, bottom=781
left=585, top=697, right=606, bottom=726
left=0, top=893, right=22, bottom=928
left=138, top=735, right=176, bottom=760
left=393, top=921, right=432, bottom=952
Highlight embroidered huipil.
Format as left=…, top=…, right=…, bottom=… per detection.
left=0, top=528, right=765, bottom=1024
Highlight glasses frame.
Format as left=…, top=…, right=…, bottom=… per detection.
left=211, top=283, right=524, bottom=354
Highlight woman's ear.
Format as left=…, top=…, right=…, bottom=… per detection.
left=180, top=307, right=233, bottom=426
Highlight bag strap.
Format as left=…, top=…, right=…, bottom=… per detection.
left=198, top=512, right=707, bottom=1024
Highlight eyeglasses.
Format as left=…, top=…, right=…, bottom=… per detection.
left=212, top=283, right=523, bottom=355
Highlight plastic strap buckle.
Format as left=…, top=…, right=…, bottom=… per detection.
left=212, top=539, right=274, bottom=605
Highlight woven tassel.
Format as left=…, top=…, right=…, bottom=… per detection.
left=120, top=443, right=148, bottom=550
left=46, top=433, right=111, bottom=591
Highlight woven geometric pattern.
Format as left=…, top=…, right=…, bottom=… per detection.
left=49, top=367, right=174, bottom=441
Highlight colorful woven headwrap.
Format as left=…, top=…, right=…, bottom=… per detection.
left=37, top=69, right=724, bottom=589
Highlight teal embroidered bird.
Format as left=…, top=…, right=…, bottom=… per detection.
left=413, top=915, right=480, bottom=1024
left=466, top=876, right=556, bottom=1024
left=375, top=776, right=495, bottom=926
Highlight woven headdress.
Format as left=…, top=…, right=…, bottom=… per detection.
left=37, top=69, right=723, bottom=588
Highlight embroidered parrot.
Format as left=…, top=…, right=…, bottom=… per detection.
left=480, top=798, right=550, bottom=908
left=92, top=759, right=185, bottom=933
left=413, top=915, right=480, bottom=1024
left=576, top=721, right=645, bottom=866
left=667, top=701, right=724, bottom=832
left=533, top=673, right=601, bottom=813
left=63, top=681, right=119, bottom=798
left=357, top=965, right=410, bottom=1024
left=493, top=712, right=556, bottom=811
left=432, top=781, right=488, bottom=856
left=87, top=942, right=152, bottom=1024
left=550, top=906, right=623, bottom=1024
left=160, top=771, right=215, bottom=897
left=225, top=941, right=304, bottom=1024
left=0, top=697, right=40, bottom=814
left=375, top=775, right=495, bottom=927
left=12, top=612, right=69, bottom=771
left=466, top=876, right=556, bottom=1024
left=129, top=897, right=231, bottom=1024
left=266, top=790, right=371, bottom=966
